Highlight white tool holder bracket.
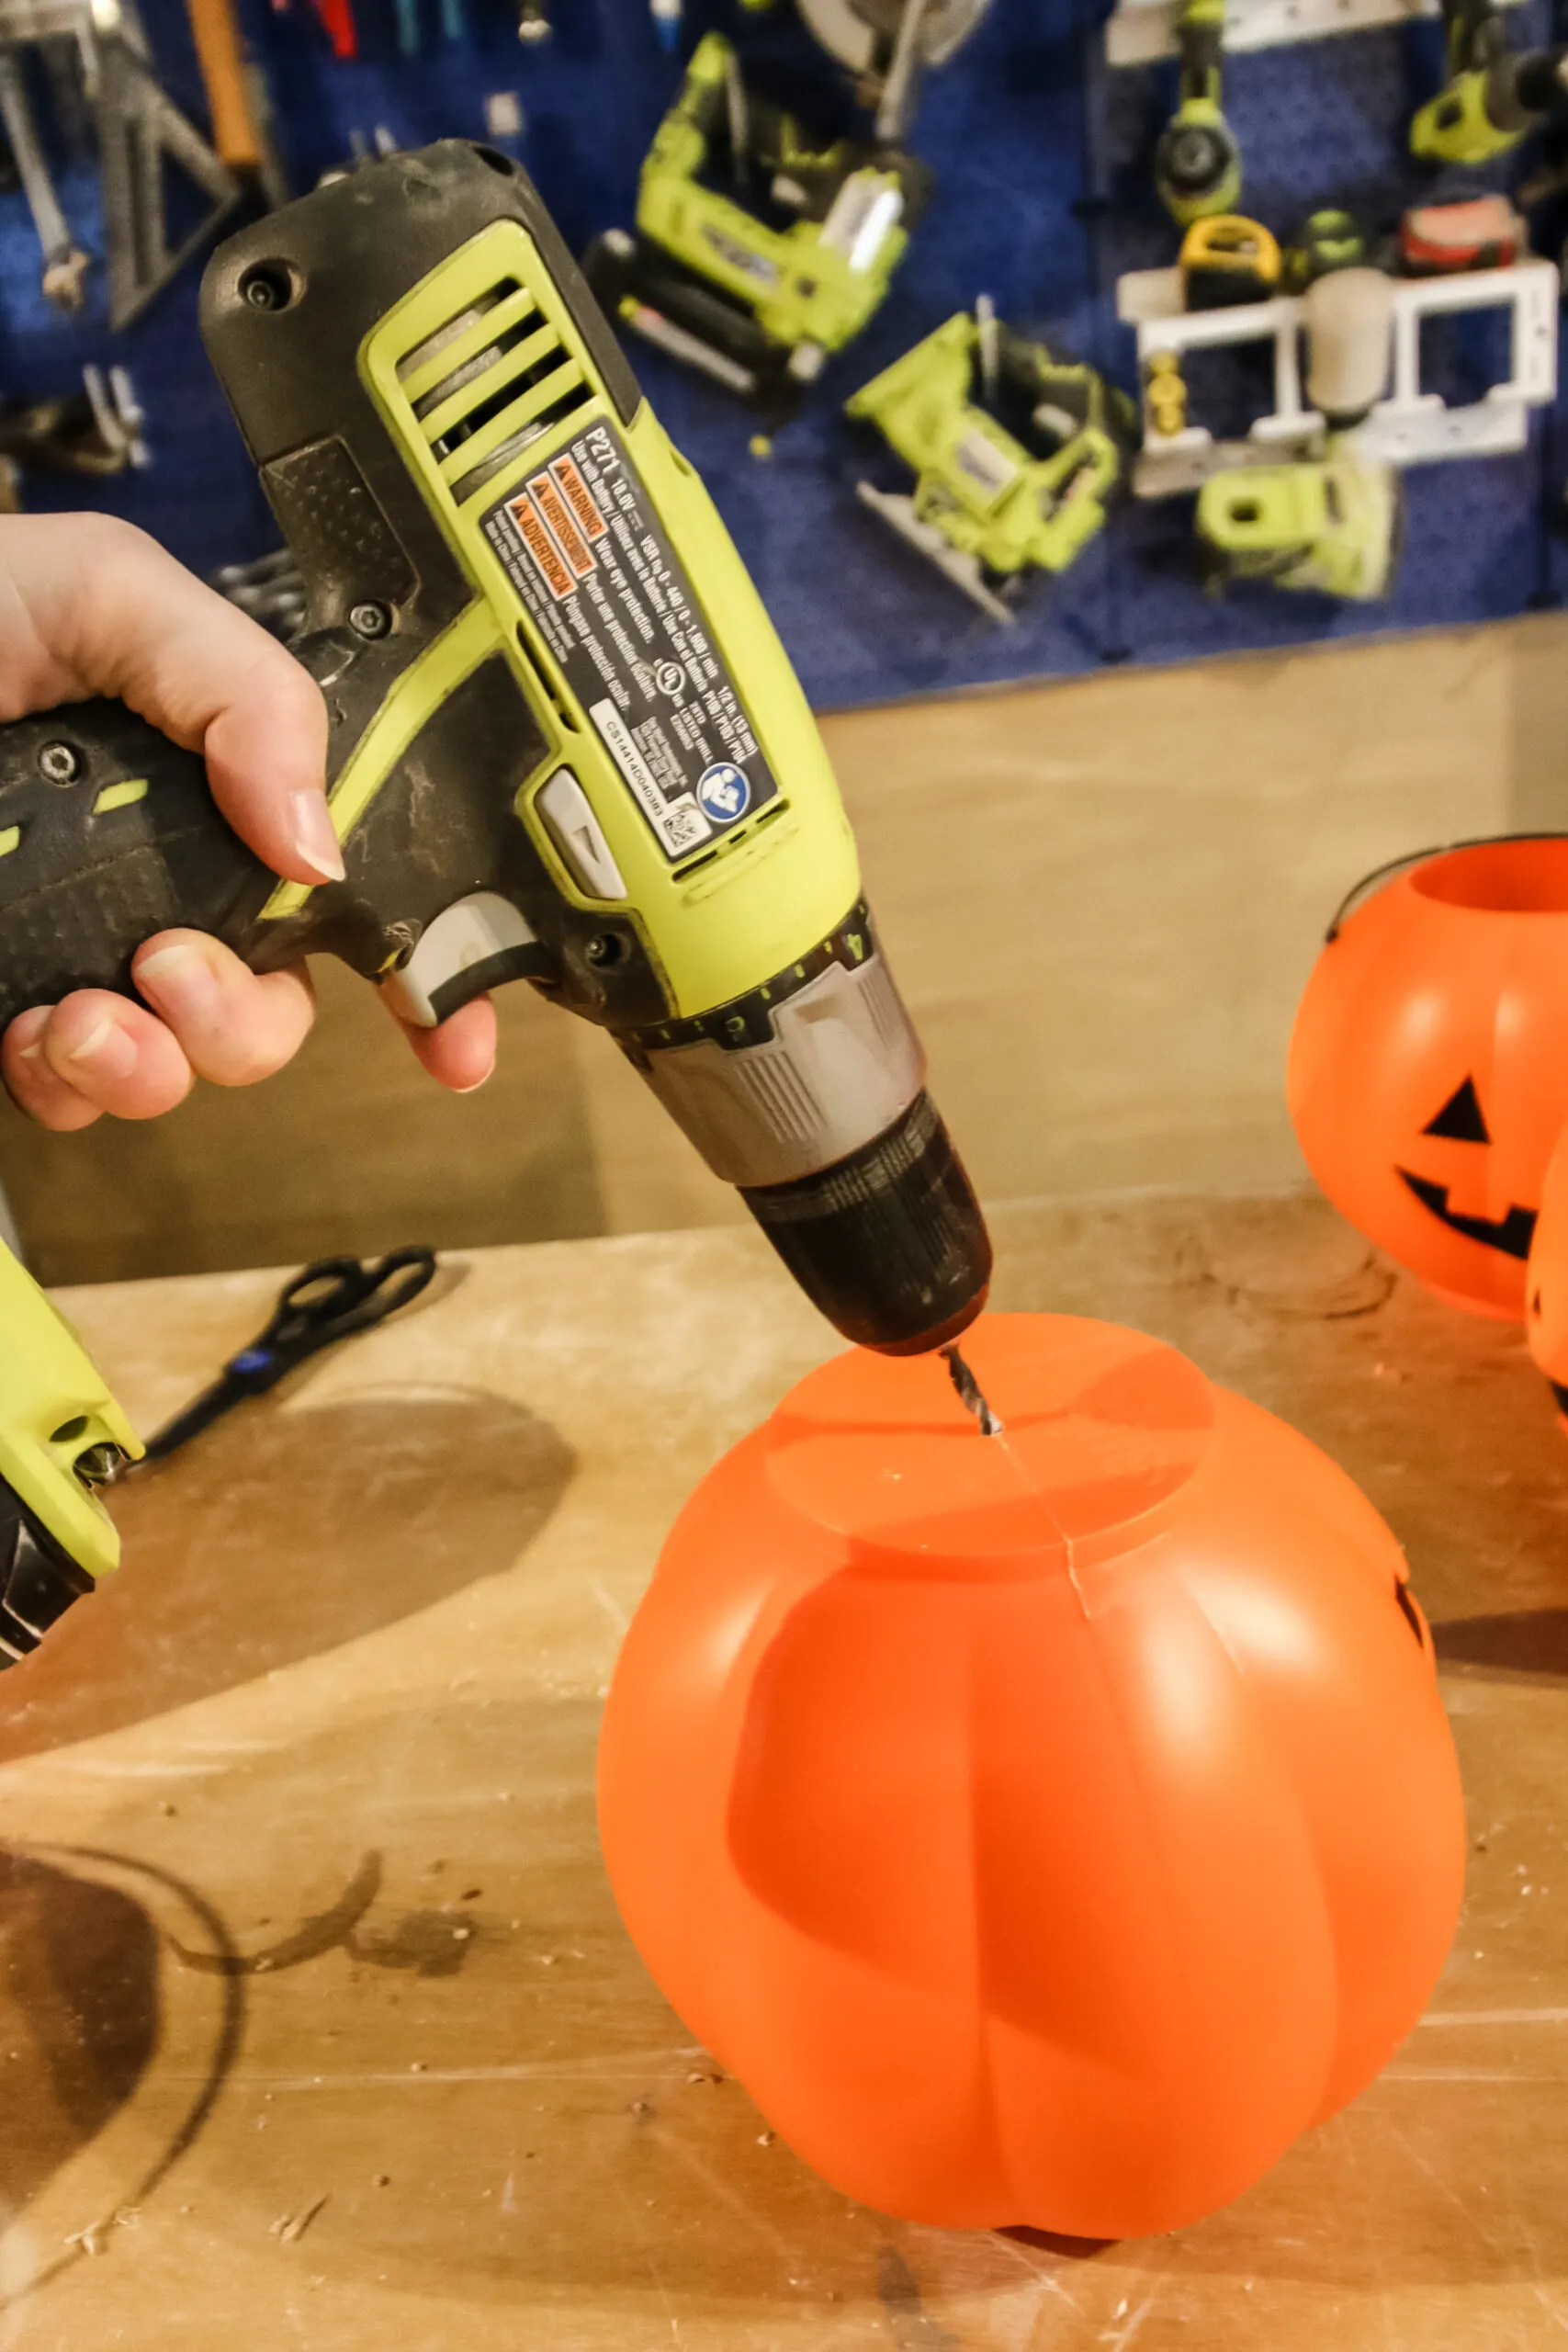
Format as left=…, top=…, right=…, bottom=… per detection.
left=1120, top=259, right=1560, bottom=496
left=1105, top=0, right=1525, bottom=67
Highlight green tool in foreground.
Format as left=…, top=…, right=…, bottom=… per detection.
left=1195, top=449, right=1402, bottom=601
left=846, top=306, right=1137, bottom=623
left=0, top=1247, right=139, bottom=1661
left=0, top=141, right=997, bottom=1661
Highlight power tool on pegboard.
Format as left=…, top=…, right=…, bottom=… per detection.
left=0, top=142, right=992, bottom=1658
left=585, top=31, right=931, bottom=413
left=1195, top=270, right=1402, bottom=602
left=1155, top=0, right=1241, bottom=227
left=1410, top=0, right=1568, bottom=164
left=846, top=301, right=1137, bottom=623
left=1195, top=451, right=1401, bottom=598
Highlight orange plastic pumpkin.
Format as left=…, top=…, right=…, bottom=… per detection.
left=1289, top=838, right=1568, bottom=1318
left=598, top=1314, right=1465, bottom=2239
left=1526, top=1125, right=1568, bottom=1419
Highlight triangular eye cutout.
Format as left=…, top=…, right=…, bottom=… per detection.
left=1423, top=1076, right=1491, bottom=1144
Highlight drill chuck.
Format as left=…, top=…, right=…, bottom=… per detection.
left=744, top=1090, right=990, bottom=1355
left=622, top=902, right=991, bottom=1352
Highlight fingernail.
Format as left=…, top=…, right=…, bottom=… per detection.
left=17, top=1040, right=41, bottom=1061
left=453, top=1069, right=493, bottom=1095
left=66, top=1016, right=138, bottom=1080
left=291, top=790, right=345, bottom=884
left=137, top=943, right=220, bottom=1022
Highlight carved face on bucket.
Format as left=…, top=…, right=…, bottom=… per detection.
left=1397, top=1077, right=1537, bottom=1264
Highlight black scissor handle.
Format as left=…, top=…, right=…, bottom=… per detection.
left=229, top=1248, right=439, bottom=1388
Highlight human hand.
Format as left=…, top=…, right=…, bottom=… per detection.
left=0, top=514, right=498, bottom=1130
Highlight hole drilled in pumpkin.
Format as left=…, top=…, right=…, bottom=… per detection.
left=1413, top=839, right=1568, bottom=914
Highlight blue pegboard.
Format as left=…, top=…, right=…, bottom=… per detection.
left=0, top=0, right=1560, bottom=707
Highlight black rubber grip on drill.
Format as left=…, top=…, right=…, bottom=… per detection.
left=0, top=702, right=279, bottom=1032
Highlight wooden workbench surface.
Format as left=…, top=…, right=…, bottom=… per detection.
left=1, top=1193, right=1563, bottom=2349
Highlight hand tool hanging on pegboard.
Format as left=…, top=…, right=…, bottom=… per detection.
left=0, top=44, right=87, bottom=308
left=0, top=0, right=245, bottom=328
left=96, top=0, right=245, bottom=327
left=0, top=363, right=146, bottom=509
left=185, top=0, right=288, bottom=206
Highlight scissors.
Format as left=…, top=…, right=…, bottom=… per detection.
left=141, top=1248, right=438, bottom=1462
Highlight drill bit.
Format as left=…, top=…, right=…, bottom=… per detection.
left=942, top=1343, right=1003, bottom=1437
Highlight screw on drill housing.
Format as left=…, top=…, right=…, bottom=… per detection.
left=350, top=601, right=391, bottom=638
left=240, top=262, right=298, bottom=311
left=942, top=1343, right=1003, bottom=1436
left=37, top=741, right=78, bottom=784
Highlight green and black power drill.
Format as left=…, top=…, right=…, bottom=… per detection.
left=1411, top=0, right=1568, bottom=163
left=0, top=141, right=991, bottom=1663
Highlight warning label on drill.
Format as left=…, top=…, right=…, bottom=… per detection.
left=480, top=422, right=778, bottom=863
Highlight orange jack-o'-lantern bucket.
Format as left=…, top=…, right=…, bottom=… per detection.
left=1527, top=1125, right=1568, bottom=1419
left=598, top=1315, right=1465, bottom=2240
left=1289, top=836, right=1568, bottom=1318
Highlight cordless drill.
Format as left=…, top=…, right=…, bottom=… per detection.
left=1410, top=0, right=1568, bottom=163
left=0, top=142, right=991, bottom=1657
left=1154, top=0, right=1241, bottom=228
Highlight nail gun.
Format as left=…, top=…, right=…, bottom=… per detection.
left=585, top=32, right=931, bottom=411
left=0, top=141, right=991, bottom=1656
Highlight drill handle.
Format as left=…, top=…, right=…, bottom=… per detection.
left=0, top=605, right=526, bottom=1035
left=0, top=594, right=457, bottom=1035
left=0, top=696, right=285, bottom=1035
left=0, top=612, right=663, bottom=1042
